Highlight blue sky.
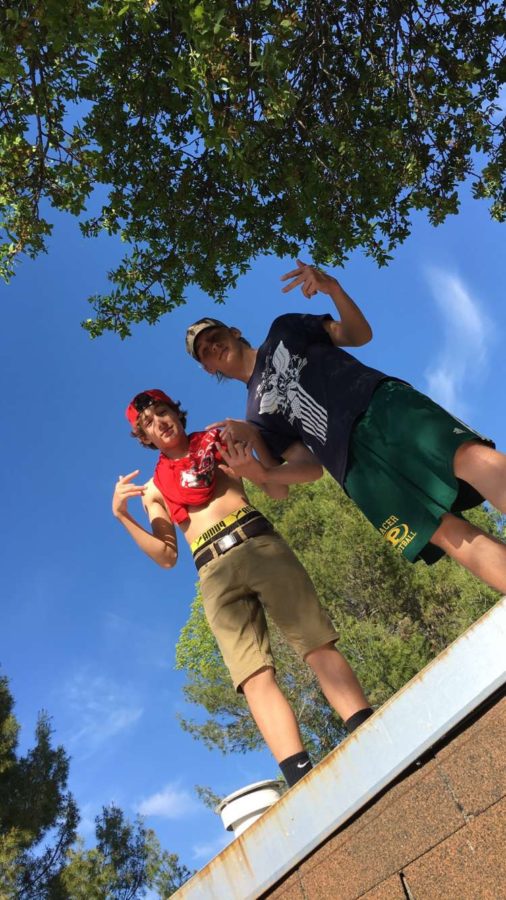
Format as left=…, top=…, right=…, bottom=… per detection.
left=1, top=184, right=505, bottom=872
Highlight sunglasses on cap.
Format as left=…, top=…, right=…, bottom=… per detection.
left=132, top=392, right=158, bottom=414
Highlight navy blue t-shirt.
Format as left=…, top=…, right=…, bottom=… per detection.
left=246, top=313, right=393, bottom=485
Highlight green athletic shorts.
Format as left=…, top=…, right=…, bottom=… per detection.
left=344, top=380, right=494, bottom=564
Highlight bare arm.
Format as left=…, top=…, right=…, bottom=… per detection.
left=206, top=419, right=289, bottom=498
left=206, top=418, right=281, bottom=468
left=220, top=439, right=323, bottom=489
left=112, top=471, right=178, bottom=569
left=281, top=259, right=373, bottom=347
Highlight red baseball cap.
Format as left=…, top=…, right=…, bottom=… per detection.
left=125, top=389, right=176, bottom=427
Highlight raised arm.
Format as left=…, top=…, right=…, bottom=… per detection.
left=206, top=418, right=290, bottom=498
left=281, top=259, right=373, bottom=347
left=112, top=471, right=178, bottom=569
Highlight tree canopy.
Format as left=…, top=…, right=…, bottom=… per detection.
left=175, top=477, right=502, bottom=763
left=1, top=0, right=504, bottom=336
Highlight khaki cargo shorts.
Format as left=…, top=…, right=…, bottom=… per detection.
left=199, top=531, right=339, bottom=691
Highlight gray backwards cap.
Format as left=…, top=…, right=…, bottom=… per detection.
left=185, top=317, right=227, bottom=360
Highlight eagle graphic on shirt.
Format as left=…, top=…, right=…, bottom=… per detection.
left=256, top=340, right=328, bottom=445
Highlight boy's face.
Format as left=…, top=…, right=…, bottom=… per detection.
left=138, top=402, right=185, bottom=451
left=193, top=325, right=242, bottom=375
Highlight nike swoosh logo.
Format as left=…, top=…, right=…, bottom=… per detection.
left=297, top=761, right=310, bottom=769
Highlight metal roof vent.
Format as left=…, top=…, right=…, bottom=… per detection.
left=217, top=779, right=283, bottom=838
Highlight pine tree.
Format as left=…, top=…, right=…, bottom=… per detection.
left=0, top=675, right=79, bottom=899
left=0, top=676, right=192, bottom=898
left=61, top=805, right=193, bottom=899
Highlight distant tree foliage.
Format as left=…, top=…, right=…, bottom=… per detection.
left=0, top=675, right=192, bottom=899
left=61, top=805, right=193, bottom=899
left=175, top=477, right=502, bottom=761
left=0, top=1, right=504, bottom=336
left=0, top=674, right=79, bottom=898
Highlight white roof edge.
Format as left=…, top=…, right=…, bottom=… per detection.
left=175, top=596, right=506, bottom=900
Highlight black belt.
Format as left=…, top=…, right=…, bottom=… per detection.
left=193, top=515, right=273, bottom=572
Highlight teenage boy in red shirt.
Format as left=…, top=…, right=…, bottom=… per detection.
left=112, top=389, right=373, bottom=787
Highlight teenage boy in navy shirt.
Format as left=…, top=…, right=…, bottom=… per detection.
left=186, top=261, right=506, bottom=594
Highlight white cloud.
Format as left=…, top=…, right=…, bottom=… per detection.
left=423, top=267, right=491, bottom=418
left=61, top=671, right=143, bottom=757
left=76, top=802, right=97, bottom=838
left=191, top=834, right=231, bottom=861
left=137, top=782, right=198, bottom=819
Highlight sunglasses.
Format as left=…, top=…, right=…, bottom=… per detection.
left=133, top=393, right=158, bottom=414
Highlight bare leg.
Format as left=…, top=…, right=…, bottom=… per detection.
left=454, top=442, right=506, bottom=513
left=241, top=666, right=304, bottom=762
left=431, top=513, right=506, bottom=593
left=304, top=643, right=370, bottom=721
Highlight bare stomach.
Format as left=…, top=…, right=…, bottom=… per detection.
left=180, top=469, right=254, bottom=545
